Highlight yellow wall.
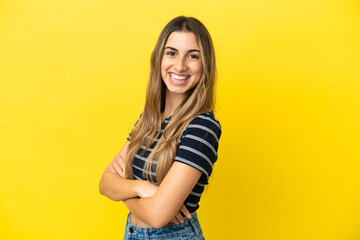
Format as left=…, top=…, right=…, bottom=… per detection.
left=1, top=0, right=359, bottom=239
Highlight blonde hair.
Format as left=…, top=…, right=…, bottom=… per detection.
left=124, top=16, right=217, bottom=184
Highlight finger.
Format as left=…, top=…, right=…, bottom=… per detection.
left=171, top=217, right=179, bottom=225
left=107, top=161, right=116, bottom=173
left=121, top=149, right=127, bottom=158
left=114, top=155, right=125, bottom=172
left=111, top=159, right=124, bottom=176
left=117, top=154, right=126, bottom=171
left=116, top=155, right=127, bottom=177
left=112, top=162, right=122, bottom=176
left=180, top=205, right=191, bottom=219
left=175, top=211, right=184, bottom=224
left=112, top=157, right=122, bottom=171
left=114, top=159, right=126, bottom=178
left=109, top=165, right=116, bottom=174
left=115, top=154, right=126, bottom=172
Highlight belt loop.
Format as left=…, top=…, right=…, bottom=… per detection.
left=189, top=212, right=201, bottom=235
left=144, top=228, right=149, bottom=240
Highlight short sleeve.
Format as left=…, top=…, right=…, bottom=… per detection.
left=174, top=112, right=222, bottom=181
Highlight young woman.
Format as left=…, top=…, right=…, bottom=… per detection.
left=99, top=16, right=222, bottom=240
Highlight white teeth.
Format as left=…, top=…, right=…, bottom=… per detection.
left=170, top=73, right=189, bottom=80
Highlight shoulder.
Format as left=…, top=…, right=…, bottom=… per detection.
left=189, top=111, right=221, bottom=132
left=183, top=110, right=222, bottom=140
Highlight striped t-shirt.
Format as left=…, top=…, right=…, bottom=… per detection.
left=127, top=111, right=222, bottom=213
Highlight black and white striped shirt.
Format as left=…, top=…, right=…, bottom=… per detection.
left=127, top=111, right=222, bottom=213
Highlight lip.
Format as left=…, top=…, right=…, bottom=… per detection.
left=168, top=72, right=190, bottom=85
left=170, top=72, right=190, bottom=78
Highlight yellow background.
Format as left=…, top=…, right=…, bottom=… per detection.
left=1, top=0, right=360, bottom=239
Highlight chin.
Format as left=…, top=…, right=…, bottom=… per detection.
left=168, top=89, right=187, bottom=95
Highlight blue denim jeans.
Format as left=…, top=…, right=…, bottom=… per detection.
left=123, top=211, right=205, bottom=240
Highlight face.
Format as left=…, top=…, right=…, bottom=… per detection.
left=161, top=31, right=203, bottom=99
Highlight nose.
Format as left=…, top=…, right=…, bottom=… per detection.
left=174, top=57, right=187, bottom=72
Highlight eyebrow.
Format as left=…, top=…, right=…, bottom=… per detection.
left=164, top=46, right=200, bottom=53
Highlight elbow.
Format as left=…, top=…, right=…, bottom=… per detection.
left=99, top=178, right=121, bottom=201
left=99, top=187, right=121, bottom=202
left=99, top=181, right=106, bottom=196
left=149, top=217, right=165, bottom=229
left=98, top=181, right=109, bottom=198
left=99, top=176, right=107, bottom=196
left=152, top=214, right=177, bottom=229
left=147, top=207, right=173, bottom=229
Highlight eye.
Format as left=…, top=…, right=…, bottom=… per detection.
left=166, top=51, right=176, bottom=56
left=189, top=54, right=199, bottom=59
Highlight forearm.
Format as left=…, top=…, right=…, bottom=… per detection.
left=123, top=163, right=200, bottom=228
left=99, top=172, right=142, bottom=201
left=123, top=197, right=165, bottom=229
left=123, top=196, right=178, bottom=229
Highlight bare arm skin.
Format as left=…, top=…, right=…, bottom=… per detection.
left=123, top=161, right=202, bottom=229
left=99, top=141, right=144, bottom=201
left=99, top=141, right=193, bottom=225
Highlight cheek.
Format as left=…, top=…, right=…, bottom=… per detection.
left=161, top=56, right=172, bottom=68
left=195, top=66, right=203, bottom=84
left=191, top=59, right=202, bottom=70
left=160, top=59, right=165, bottom=72
left=160, top=60, right=167, bottom=77
left=193, top=63, right=203, bottom=76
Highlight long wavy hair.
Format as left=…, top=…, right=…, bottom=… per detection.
left=124, top=16, right=217, bottom=184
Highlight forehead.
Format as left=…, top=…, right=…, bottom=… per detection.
left=165, top=31, right=199, bottom=50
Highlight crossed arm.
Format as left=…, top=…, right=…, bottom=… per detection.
left=99, top=141, right=202, bottom=229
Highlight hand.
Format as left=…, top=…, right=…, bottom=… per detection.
left=170, top=205, right=191, bottom=225
left=109, top=152, right=127, bottom=178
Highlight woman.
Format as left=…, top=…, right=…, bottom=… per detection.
left=99, top=16, right=222, bottom=240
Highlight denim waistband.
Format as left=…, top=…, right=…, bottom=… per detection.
left=124, top=211, right=202, bottom=239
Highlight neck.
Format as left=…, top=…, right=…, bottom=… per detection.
left=162, top=90, right=185, bottom=120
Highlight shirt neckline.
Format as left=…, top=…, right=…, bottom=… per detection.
left=162, top=114, right=172, bottom=122
left=164, top=115, right=172, bottom=120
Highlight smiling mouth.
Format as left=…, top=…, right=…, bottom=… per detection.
left=169, top=73, right=190, bottom=86
left=169, top=73, right=190, bottom=85
left=170, top=73, right=189, bottom=80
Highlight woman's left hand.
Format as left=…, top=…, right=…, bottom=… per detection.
left=170, top=205, right=191, bottom=224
